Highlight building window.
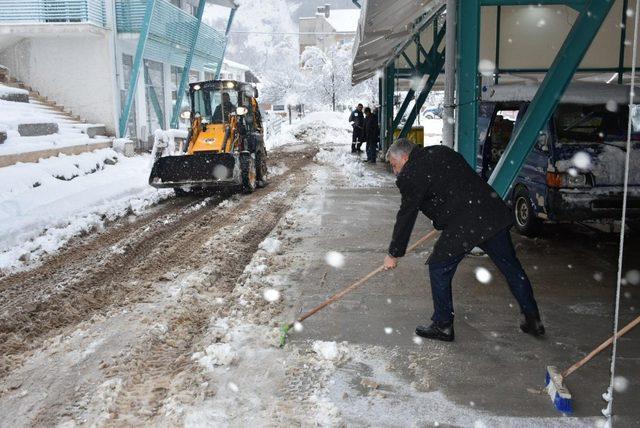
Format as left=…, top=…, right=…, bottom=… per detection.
left=121, top=54, right=137, bottom=139
left=144, top=59, right=166, bottom=134
left=204, top=71, right=215, bottom=81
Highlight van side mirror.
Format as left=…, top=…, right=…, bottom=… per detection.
left=253, top=88, right=259, bottom=99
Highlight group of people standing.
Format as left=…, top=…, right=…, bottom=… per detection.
left=349, top=103, right=380, bottom=163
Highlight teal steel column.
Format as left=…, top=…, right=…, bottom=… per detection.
left=170, top=0, right=206, bottom=129
left=119, top=0, right=156, bottom=138
left=399, top=23, right=446, bottom=138
left=215, top=7, right=237, bottom=78
left=382, top=63, right=395, bottom=154
left=399, top=48, right=446, bottom=139
left=392, top=89, right=415, bottom=130
left=488, top=0, right=615, bottom=198
left=456, top=0, right=481, bottom=169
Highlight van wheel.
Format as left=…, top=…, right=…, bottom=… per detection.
left=513, top=188, right=542, bottom=236
left=240, top=153, right=256, bottom=194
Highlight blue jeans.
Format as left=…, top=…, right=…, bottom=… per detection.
left=427, top=227, right=540, bottom=325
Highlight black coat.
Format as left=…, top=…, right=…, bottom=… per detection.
left=349, top=109, right=364, bottom=140
left=363, top=114, right=379, bottom=145
left=388, top=145, right=513, bottom=264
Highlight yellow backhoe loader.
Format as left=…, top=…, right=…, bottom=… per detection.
left=149, top=79, right=268, bottom=194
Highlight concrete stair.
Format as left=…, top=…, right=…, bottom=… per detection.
left=0, top=70, right=116, bottom=167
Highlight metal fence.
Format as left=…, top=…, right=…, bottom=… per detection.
left=264, top=114, right=286, bottom=141
left=0, top=0, right=106, bottom=26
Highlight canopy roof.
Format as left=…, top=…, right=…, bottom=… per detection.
left=351, top=0, right=444, bottom=84
left=352, top=0, right=638, bottom=85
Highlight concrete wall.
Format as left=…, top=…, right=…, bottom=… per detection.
left=0, top=33, right=118, bottom=134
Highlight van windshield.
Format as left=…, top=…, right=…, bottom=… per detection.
left=554, top=104, right=638, bottom=143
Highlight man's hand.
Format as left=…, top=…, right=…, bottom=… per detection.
left=383, top=255, right=398, bottom=271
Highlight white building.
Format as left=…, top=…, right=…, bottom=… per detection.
left=299, top=4, right=359, bottom=54
left=218, top=59, right=259, bottom=84
left=0, top=0, right=234, bottom=144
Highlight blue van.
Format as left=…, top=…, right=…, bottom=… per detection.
left=478, top=82, right=640, bottom=235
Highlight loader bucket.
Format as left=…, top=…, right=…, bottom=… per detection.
left=149, top=153, right=239, bottom=189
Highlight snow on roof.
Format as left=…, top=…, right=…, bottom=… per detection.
left=482, top=82, right=640, bottom=105
left=222, top=59, right=250, bottom=71
left=324, top=9, right=360, bottom=33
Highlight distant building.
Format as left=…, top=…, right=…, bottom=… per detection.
left=0, top=0, right=232, bottom=143
left=219, top=59, right=260, bottom=84
left=299, top=4, right=359, bottom=54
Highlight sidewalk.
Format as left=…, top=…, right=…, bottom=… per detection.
left=284, top=158, right=640, bottom=425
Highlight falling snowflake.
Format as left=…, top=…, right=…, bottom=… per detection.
left=413, top=336, right=423, bottom=345
left=594, top=272, right=604, bottom=282
left=263, top=288, right=280, bottom=302
left=478, top=59, right=495, bottom=77
left=324, top=251, right=345, bottom=268
left=293, top=321, right=304, bottom=332
left=606, top=99, right=618, bottom=113
left=213, top=165, right=229, bottom=180
left=228, top=382, right=239, bottom=392
left=386, top=298, right=392, bottom=304
left=572, top=151, right=592, bottom=170
left=474, top=267, right=492, bottom=284
left=384, top=327, right=393, bottom=335
left=536, top=18, right=546, bottom=28
left=613, top=376, right=629, bottom=393
left=625, top=269, right=640, bottom=285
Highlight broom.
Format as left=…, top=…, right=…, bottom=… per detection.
left=545, top=314, right=640, bottom=414
left=279, top=229, right=439, bottom=346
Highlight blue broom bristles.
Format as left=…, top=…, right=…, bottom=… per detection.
left=545, top=366, right=573, bottom=414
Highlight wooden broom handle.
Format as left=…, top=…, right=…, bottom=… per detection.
left=296, top=230, right=439, bottom=324
left=563, top=314, right=640, bottom=378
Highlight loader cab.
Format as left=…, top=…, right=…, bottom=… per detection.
left=189, top=80, right=260, bottom=127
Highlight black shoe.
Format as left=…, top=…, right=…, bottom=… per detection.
left=520, top=313, right=545, bottom=337
left=362, top=159, right=369, bottom=163
left=415, top=322, right=455, bottom=342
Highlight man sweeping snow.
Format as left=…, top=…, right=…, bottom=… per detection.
left=383, top=138, right=544, bottom=342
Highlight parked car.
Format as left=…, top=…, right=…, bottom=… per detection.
left=478, top=82, right=640, bottom=235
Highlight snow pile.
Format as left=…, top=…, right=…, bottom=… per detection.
left=258, top=237, right=281, bottom=254
left=314, top=148, right=387, bottom=187
left=312, top=340, right=345, bottom=362
left=0, top=152, right=171, bottom=271
left=193, top=343, right=238, bottom=369
left=0, top=83, right=28, bottom=97
left=267, top=111, right=351, bottom=149
left=0, top=148, right=118, bottom=193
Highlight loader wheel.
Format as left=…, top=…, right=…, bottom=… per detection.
left=256, top=147, right=268, bottom=188
left=240, top=153, right=257, bottom=194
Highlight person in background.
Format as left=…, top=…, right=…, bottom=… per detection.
left=349, top=103, right=365, bottom=153
left=382, top=138, right=544, bottom=342
left=363, top=107, right=379, bottom=163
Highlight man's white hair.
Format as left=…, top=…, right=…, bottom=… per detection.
left=386, top=138, right=416, bottom=161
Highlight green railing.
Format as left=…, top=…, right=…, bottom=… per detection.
left=0, top=0, right=106, bottom=26
left=115, top=0, right=225, bottom=70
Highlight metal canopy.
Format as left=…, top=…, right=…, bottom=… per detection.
left=353, top=0, right=638, bottom=85
left=351, top=0, right=445, bottom=84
